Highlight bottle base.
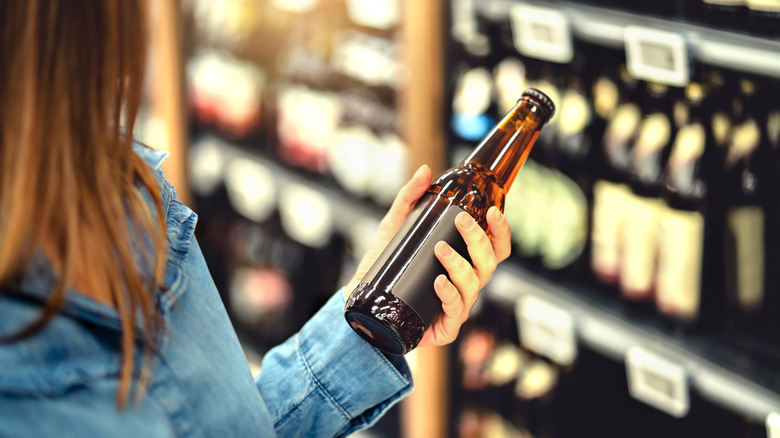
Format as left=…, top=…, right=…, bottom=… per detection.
left=344, top=287, right=427, bottom=356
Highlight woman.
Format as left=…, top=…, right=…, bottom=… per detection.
left=0, top=1, right=511, bottom=437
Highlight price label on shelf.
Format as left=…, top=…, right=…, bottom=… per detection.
left=767, top=412, right=780, bottom=438
left=516, top=293, right=577, bottom=366
left=624, top=26, right=689, bottom=87
left=509, top=3, right=573, bottom=64
left=626, top=346, right=689, bottom=418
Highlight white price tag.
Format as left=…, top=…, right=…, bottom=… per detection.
left=624, top=26, right=689, bottom=87
left=509, top=4, right=573, bottom=64
left=516, top=294, right=577, bottom=366
left=626, top=346, right=689, bottom=417
left=767, top=412, right=780, bottom=438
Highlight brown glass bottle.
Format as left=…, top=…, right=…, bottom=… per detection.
left=344, top=89, right=555, bottom=355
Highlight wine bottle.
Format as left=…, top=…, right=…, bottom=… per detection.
left=656, top=82, right=725, bottom=327
left=591, top=65, right=641, bottom=287
left=619, top=82, right=674, bottom=302
left=723, top=78, right=770, bottom=329
left=539, top=59, right=594, bottom=277
left=344, top=89, right=555, bottom=355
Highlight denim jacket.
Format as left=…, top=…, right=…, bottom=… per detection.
left=0, top=143, right=413, bottom=437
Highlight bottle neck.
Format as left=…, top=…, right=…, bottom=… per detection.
left=460, top=99, right=548, bottom=190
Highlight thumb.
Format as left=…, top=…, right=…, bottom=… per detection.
left=378, top=164, right=431, bottom=235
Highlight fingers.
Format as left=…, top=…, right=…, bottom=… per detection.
left=435, top=240, right=480, bottom=310
left=455, top=211, right=496, bottom=289
left=419, top=275, right=464, bottom=346
left=378, top=164, right=431, bottom=235
left=486, top=206, right=512, bottom=262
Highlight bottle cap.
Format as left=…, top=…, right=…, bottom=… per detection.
left=521, top=88, right=556, bottom=120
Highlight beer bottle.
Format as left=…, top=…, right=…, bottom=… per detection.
left=656, top=81, right=725, bottom=328
left=344, top=89, right=555, bottom=355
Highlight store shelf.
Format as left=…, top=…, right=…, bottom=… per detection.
left=488, top=263, right=780, bottom=423
left=190, top=135, right=385, bottom=235
left=480, top=0, right=780, bottom=79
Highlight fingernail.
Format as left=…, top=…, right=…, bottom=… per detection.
left=458, top=212, right=475, bottom=230
left=489, top=206, right=502, bottom=222
left=437, top=241, right=453, bottom=257
left=413, top=164, right=429, bottom=179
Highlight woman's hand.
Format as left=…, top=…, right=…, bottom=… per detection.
left=344, top=164, right=512, bottom=348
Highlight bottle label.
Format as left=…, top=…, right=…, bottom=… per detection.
left=632, top=113, right=672, bottom=178
left=361, top=193, right=470, bottom=327
left=712, top=112, right=731, bottom=147
left=667, top=124, right=706, bottom=191
left=593, top=76, right=618, bottom=120
left=541, top=170, right=588, bottom=270
left=620, top=193, right=665, bottom=299
left=727, top=119, right=761, bottom=165
left=557, top=89, right=592, bottom=138
left=726, top=207, right=765, bottom=311
left=506, top=160, right=549, bottom=257
left=592, top=180, right=631, bottom=282
left=656, top=208, right=704, bottom=319
left=605, top=103, right=642, bottom=152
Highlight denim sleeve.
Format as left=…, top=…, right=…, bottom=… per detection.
left=256, top=290, right=414, bottom=438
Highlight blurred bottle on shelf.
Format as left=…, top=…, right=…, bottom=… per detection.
left=537, top=58, right=595, bottom=278
left=591, top=65, right=641, bottom=288
left=187, top=50, right=267, bottom=142
left=722, top=78, right=771, bottom=331
left=619, top=82, right=674, bottom=303
left=656, top=81, right=725, bottom=329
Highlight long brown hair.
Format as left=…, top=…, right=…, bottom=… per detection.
left=0, top=1, right=167, bottom=408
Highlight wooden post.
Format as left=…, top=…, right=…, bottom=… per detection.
left=147, top=0, right=189, bottom=206
left=399, top=1, right=448, bottom=437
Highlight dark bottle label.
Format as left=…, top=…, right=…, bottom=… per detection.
left=360, top=193, right=471, bottom=328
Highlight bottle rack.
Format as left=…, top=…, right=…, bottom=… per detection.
left=489, top=263, right=780, bottom=424
left=481, top=0, right=780, bottom=79
left=443, top=0, right=780, bottom=435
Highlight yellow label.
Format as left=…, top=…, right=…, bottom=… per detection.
left=656, top=208, right=704, bottom=319
left=667, top=124, right=706, bottom=191
left=557, top=90, right=592, bottom=138
left=635, top=113, right=672, bottom=157
left=669, top=124, right=706, bottom=168
left=592, top=180, right=631, bottom=279
left=728, top=119, right=761, bottom=164
left=727, top=207, right=765, bottom=311
left=605, top=103, right=642, bottom=147
left=620, top=194, right=665, bottom=298
left=712, top=112, right=731, bottom=147
left=593, top=76, right=618, bottom=120
left=541, top=170, right=588, bottom=269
